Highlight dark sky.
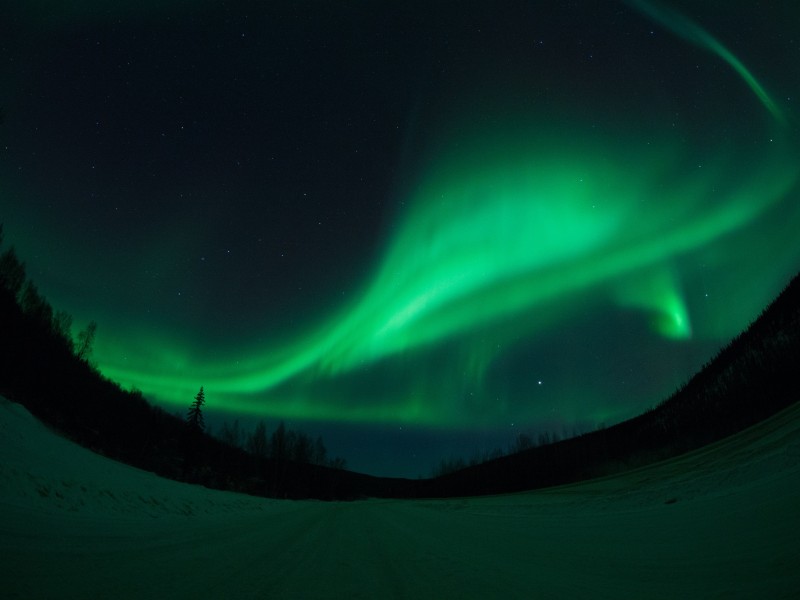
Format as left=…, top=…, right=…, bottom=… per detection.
left=2, top=0, right=799, bottom=477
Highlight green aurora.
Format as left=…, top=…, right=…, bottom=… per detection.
left=94, top=2, right=798, bottom=425
left=96, top=125, right=798, bottom=425
left=2, top=0, right=799, bottom=473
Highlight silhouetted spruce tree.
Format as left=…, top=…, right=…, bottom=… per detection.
left=271, top=421, right=287, bottom=462
left=312, top=435, right=327, bottom=466
left=247, top=420, right=269, bottom=457
left=269, top=421, right=288, bottom=496
left=291, top=431, right=312, bottom=464
left=186, top=387, right=206, bottom=433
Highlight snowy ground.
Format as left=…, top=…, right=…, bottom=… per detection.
left=2, top=395, right=799, bottom=599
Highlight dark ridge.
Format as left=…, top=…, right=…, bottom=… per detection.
left=412, top=270, right=800, bottom=498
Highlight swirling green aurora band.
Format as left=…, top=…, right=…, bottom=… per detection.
left=95, top=0, right=798, bottom=427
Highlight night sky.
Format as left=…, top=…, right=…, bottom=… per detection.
left=2, top=1, right=799, bottom=477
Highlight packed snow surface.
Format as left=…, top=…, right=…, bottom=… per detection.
left=2, top=395, right=799, bottom=598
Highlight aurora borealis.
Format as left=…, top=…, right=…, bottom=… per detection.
left=2, top=1, right=799, bottom=476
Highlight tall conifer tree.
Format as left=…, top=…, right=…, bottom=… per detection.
left=187, top=387, right=206, bottom=433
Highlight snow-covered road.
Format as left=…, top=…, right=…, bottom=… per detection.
left=2, top=396, right=799, bottom=598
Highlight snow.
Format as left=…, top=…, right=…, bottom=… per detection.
left=2, top=394, right=799, bottom=598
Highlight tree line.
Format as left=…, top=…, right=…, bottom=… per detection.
left=218, top=417, right=347, bottom=470
left=185, top=385, right=347, bottom=470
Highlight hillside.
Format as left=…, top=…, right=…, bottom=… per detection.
left=414, top=271, right=800, bottom=498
